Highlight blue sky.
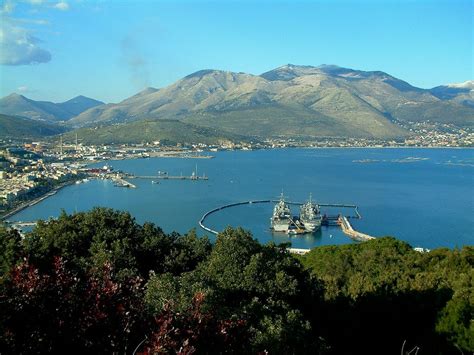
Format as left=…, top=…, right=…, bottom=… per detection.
left=0, top=0, right=472, bottom=103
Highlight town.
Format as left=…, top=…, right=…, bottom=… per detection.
left=1, top=119, right=472, bottom=218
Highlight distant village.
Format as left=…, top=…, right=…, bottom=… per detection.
left=0, top=119, right=472, bottom=217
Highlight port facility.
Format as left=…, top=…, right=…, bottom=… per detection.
left=198, top=199, right=374, bottom=254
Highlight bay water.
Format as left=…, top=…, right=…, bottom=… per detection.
left=10, top=148, right=473, bottom=250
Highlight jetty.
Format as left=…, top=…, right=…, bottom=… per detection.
left=133, top=167, right=208, bottom=181
left=134, top=174, right=208, bottom=181
left=198, top=199, right=374, bottom=251
left=112, top=176, right=136, bottom=188
left=337, top=215, right=375, bottom=241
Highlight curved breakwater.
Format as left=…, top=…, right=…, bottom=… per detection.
left=199, top=200, right=371, bottom=252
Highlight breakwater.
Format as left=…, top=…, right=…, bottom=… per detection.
left=198, top=200, right=373, bottom=253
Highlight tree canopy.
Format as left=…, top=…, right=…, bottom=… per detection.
left=0, top=208, right=472, bottom=354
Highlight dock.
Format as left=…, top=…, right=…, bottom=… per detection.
left=133, top=168, right=208, bottom=181
left=134, top=175, right=208, bottom=180
left=112, top=176, right=136, bottom=188
left=198, top=199, right=374, bottom=247
left=337, top=215, right=375, bottom=241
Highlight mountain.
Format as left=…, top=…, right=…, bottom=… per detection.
left=0, top=93, right=104, bottom=122
left=430, top=80, right=474, bottom=108
left=64, top=119, right=249, bottom=145
left=0, top=114, right=68, bottom=139
left=68, top=65, right=474, bottom=140
left=57, top=95, right=105, bottom=117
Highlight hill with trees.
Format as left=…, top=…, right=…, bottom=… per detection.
left=1, top=208, right=472, bottom=354
left=0, top=114, right=68, bottom=139
left=63, top=119, right=251, bottom=145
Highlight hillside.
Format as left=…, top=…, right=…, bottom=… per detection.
left=57, top=95, right=105, bottom=117
left=0, top=114, right=68, bottom=139
left=430, top=80, right=474, bottom=107
left=65, top=119, right=250, bottom=145
left=67, top=65, right=473, bottom=140
left=0, top=94, right=104, bottom=122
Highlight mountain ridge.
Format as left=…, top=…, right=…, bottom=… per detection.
left=0, top=93, right=104, bottom=122
left=68, top=65, right=472, bottom=139
left=2, top=65, right=472, bottom=140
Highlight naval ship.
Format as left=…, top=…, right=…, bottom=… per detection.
left=270, top=193, right=292, bottom=232
left=299, top=193, right=322, bottom=232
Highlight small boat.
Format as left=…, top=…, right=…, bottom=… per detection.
left=151, top=180, right=159, bottom=184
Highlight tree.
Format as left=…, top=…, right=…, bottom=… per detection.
left=0, top=225, right=22, bottom=278
left=143, top=293, right=249, bottom=354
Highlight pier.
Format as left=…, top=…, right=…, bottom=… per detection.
left=133, top=175, right=208, bottom=180
left=198, top=199, right=374, bottom=253
left=133, top=168, right=208, bottom=181
left=337, top=215, right=375, bottom=241
left=112, top=176, right=136, bottom=188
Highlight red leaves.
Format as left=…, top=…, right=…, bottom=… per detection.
left=5, top=256, right=146, bottom=353
left=142, top=293, right=248, bottom=354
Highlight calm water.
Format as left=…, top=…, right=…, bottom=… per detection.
left=10, top=148, right=474, bottom=249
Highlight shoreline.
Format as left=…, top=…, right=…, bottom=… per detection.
left=1, top=180, right=76, bottom=222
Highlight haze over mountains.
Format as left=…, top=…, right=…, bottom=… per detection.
left=0, top=94, right=104, bottom=122
left=1, top=65, right=473, bottom=142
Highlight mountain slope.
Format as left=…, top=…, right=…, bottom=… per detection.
left=0, top=94, right=104, bottom=122
left=65, top=119, right=250, bottom=145
left=57, top=95, right=105, bottom=117
left=62, top=65, right=474, bottom=139
left=0, top=114, right=68, bottom=139
left=430, top=80, right=474, bottom=108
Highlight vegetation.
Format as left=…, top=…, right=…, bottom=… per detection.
left=0, top=208, right=472, bottom=354
left=0, top=114, right=68, bottom=139
left=64, top=119, right=251, bottom=145
left=67, top=65, right=473, bottom=138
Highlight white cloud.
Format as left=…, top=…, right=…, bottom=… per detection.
left=0, top=24, right=52, bottom=65
left=0, top=0, right=71, bottom=66
left=53, top=1, right=69, bottom=11
left=17, top=86, right=29, bottom=92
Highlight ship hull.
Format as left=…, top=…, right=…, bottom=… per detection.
left=271, top=219, right=290, bottom=232
left=301, top=220, right=322, bottom=232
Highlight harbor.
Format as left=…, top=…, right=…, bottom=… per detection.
left=198, top=196, right=375, bottom=253
left=3, top=148, right=466, bottom=251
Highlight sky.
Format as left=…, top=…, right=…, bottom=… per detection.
left=0, top=0, right=472, bottom=103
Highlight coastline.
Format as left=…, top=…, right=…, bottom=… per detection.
left=1, top=180, right=77, bottom=222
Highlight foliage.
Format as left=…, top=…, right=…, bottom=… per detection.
left=299, top=237, right=474, bottom=354
left=1, top=257, right=146, bottom=353
left=65, top=119, right=249, bottom=145
left=143, top=292, right=249, bottom=354
left=0, top=209, right=473, bottom=354
left=0, top=225, right=22, bottom=277
left=0, top=114, right=67, bottom=139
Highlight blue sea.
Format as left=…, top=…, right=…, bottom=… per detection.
left=9, top=148, right=474, bottom=249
